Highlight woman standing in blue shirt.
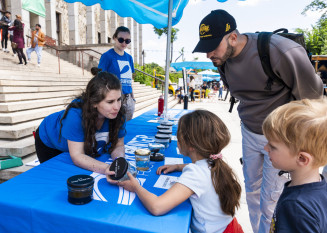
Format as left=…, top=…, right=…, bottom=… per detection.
left=34, top=69, right=126, bottom=176
left=98, top=26, right=135, bottom=121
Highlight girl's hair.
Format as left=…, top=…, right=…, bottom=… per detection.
left=59, top=69, right=125, bottom=157
left=113, top=26, right=130, bottom=39
left=177, top=110, right=241, bottom=216
left=13, top=19, right=23, bottom=31
left=190, top=75, right=195, bottom=81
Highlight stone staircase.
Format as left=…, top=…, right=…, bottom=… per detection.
left=0, top=48, right=178, bottom=182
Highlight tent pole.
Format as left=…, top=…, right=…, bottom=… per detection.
left=163, top=0, right=173, bottom=121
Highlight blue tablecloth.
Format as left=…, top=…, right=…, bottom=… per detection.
left=0, top=109, right=192, bottom=233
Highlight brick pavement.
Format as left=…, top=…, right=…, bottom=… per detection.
left=173, top=93, right=253, bottom=233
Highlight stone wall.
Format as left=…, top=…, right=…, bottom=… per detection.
left=56, top=0, right=69, bottom=45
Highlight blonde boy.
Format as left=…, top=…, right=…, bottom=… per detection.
left=262, top=98, right=327, bottom=232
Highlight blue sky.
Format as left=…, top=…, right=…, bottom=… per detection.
left=142, top=0, right=322, bottom=66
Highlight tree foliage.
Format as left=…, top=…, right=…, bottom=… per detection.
left=299, top=1, right=327, bottom=55
left=133, top=62, right=182, bottom=87
left=153, top=27, right=179, bottom=63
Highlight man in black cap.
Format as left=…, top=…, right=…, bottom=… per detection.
left=193, top=9, right=323, bottom=233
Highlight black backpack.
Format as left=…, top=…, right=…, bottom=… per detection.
left=225, top=28, right=309, bottom=113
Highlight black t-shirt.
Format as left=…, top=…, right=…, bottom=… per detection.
left=270, top=176, right=327, bottom=232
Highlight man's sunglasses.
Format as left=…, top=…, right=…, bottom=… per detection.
left=117, top=37, right=131, bottom=44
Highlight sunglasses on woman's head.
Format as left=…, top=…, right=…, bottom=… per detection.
left=117, top=37, right=131, bottom=44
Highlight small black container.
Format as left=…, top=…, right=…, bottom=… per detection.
left=158, top=129, right=173, bottom=135
left=109, top=157, right=137, bottom=181
left=157, top=125, right=172, bottom=130
left=67, top=175, right=94, bottom=205
left=160, top=121, right=174, bottom=126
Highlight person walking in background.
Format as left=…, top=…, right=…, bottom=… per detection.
left=263, top=99, right=327, bottom=232
left=115, top=110, right=244, bottom=233
left=8, top=15, right=27, bottom=65
left=26, top=23, right=45, bottom=67
left=189, top=75, right=196, bottom=103
left=8, top=20, right=16, bottom=57
left=218, top=80, right=224, bottom=100
left=0, top=11, right=11, bottom=53
left=98, top=26, right=135, bottom=121
left=193, top=9, right=323, bottom=233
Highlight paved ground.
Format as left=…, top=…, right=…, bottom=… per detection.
left=173, top=92, right=253, bottom=233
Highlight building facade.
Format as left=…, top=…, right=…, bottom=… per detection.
left=0, top=0, right=143, bottom=65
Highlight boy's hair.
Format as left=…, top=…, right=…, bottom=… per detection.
left=263, top=98, right=327, bottom=167
left=177, top=110, right=241, bottom=216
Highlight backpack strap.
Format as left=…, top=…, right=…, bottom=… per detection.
left=257, top=32, right=290, bottom=91
left=220, top=63, right=236, bottom=113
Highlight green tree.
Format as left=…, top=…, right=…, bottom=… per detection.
left=153, top=27, right=179, bottom=63
left=299, top=1, right=327, bottom=54
left=302, top=0, right=327, bottom=19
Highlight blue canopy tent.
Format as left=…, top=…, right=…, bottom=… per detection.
left=170, top=61, right=217, bottom=71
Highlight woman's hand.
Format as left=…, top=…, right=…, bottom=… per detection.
left=105, top=164, right=119, bottom=184
left=117, top=172, right=140, bottom=193
left=156, top=164, right=179, bottom=175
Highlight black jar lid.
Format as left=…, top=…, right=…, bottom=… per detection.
left=67, top=175, right=94, bottom=188
left=109, top=157, right=128, bottom=180
left=158, top=129, right=173, bottom=134
left=160, top=121, right=174, bottom=126
left=155, top=133, right=171, bottom=139
left=157, top=125, right=172, bottom=130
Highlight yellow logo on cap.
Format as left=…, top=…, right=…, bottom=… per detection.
left=226, top=23, right=231, bottom=32
left=200, top=24, right=210, bottom=35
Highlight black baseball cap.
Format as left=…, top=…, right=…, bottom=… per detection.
left=193, top=10, right=237, bottom=53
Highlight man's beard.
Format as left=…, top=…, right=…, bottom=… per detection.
left=211, top=42, right=234, bottom=67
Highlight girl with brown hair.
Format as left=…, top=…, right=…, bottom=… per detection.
left=116, top=110, right=243, bottom=233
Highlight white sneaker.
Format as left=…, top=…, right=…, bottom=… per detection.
left=5, top=49, right=9, bottom=53
left=37, top=64, right=40, bottom=67
left=13, top=54, right=17, bottom=57
left=2, top=48, right=5, bottom=52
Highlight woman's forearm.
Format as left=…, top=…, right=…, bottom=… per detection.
left=110, top=145, right=125, bottom=159
left=71, top=153, right=109, bottom=174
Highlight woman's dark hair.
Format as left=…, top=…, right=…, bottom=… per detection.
left=59, top=70, right=125, bottom=157
left=91, top=67, right=101, bottom=76
left=113, top=26, right=130, bottom=39
left=190, top=76, right=195, bottom=81
left=177, top=110, right=241, bottom=217
left=14, top=19, right=23, bottom=31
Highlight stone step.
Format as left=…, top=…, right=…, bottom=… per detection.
left=0, top=79, right=89, bottom=86
left=0, top=86, right=86, bottom=93
left=136, top=93, right=161, bottom=103
left=134, top=89, right=160, bottom=97
left=0, top=119, right=41, bottom=139
left=0, top=97, right=72, bottom=112
left=0, top=90, right=82, bottom=102
left=0, top=136, right=35, bottom=158
left=0, top=65, right=88, bottom=76
left=0, top=105, right=65, bottom=124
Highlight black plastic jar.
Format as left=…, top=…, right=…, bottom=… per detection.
left=67, top=174, right=94, bottom=205
left=109, top=157, right=137, bottom=181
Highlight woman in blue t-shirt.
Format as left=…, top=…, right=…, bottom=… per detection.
left=34, top=69, right=126, bottom=176
left=98, top=26, right=135, bottom=121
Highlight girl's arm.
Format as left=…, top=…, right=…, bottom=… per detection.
left=68, top=140, right=113, bottom=176
left=110, top=137, right=125, bottom=159
left=119, top=172, right=194, bottom=216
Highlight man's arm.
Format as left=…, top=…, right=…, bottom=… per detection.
left=276, top=47, right=323, bottom=100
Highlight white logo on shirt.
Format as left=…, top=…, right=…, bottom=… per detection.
left=117, top=60, right=132, bottom=85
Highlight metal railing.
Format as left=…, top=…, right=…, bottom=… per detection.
left=27, top=35, right=165, bottom=89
